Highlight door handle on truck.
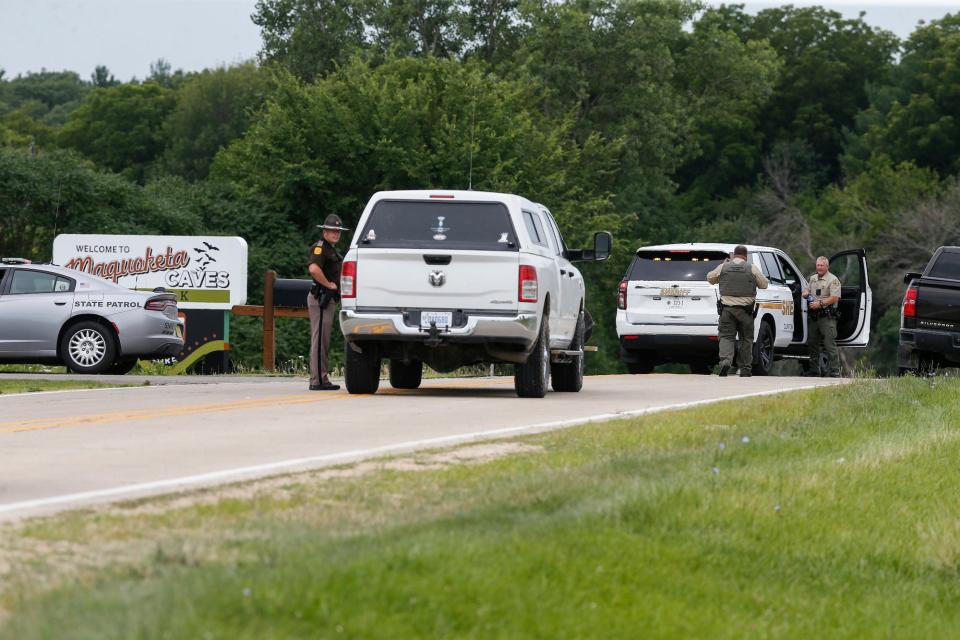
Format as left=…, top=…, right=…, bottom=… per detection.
left=423, top=255, right=452, bottom=265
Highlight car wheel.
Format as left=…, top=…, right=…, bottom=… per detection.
left=627, top=361, right=655, bottom=374
left=345, top=342, right=381, bottom=394
left=106, top=357, right=138, bottom=375
left=61, top=321, right=117, bottom=375
left=515, top=317, right=550, bottom=398
left=552, top=311, right=584, bottom=392
left=389, top=359, right=422, bottom=389
left=752, top=321, right=775, bottom=376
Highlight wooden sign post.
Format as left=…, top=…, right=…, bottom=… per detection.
left=232, top=270, right=309, bottom=371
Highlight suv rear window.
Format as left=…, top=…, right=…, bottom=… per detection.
left=627, top=250, right=729, bottom=281
left=359, top=200, right=519, bottom=251
left=927, top=250, right=960, bottom=280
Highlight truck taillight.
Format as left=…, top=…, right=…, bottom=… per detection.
left=617, top=280, right=627, bottom=310
left=341, top=261, right=356, bottom=298
left=903, top=285, right=918, bottom=318
left=518, top=265, right=538, bottom=302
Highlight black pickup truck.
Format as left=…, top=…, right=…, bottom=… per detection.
left=899, top=246, right=960, bottom=374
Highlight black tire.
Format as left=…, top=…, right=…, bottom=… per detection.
left=389, top=359, right=423, bottom=389
left=752, top=321, right=775, bottom=376
left=552, top=311, right=584, bottom=392
left=627, top=361, right=655, bottom=374
left=60, top=321, right=117, bottom=374
left=515, top=317, right=550, bottom=398
left=689, top=362, right=713, bottom=375
left=106, top=357, right=138, bottom=375
left=345, top=342, right=381, bottom=394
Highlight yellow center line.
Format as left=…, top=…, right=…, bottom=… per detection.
left=0, top=378, right=514, bottom=435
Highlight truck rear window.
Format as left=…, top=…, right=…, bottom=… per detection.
left=927, top=251, right=960, bottom=280
left=627, top=250, right=729, bottom=281
left=358, top=200, right=519, bottom=251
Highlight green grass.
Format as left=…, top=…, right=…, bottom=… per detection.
left=0, top=379, right=135, bottom=394
left=3, top=378, right=960, bottom=638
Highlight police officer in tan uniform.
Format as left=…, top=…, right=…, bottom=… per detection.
left=307, top=214, right=349, bottom=390
left=803, top=256, right=842, bottom=377
left=707, top=245, right=769, bottom=377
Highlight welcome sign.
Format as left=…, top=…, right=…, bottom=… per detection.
left=53, top=234, right=248, bottom=310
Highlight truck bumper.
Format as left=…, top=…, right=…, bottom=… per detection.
left=899, top=329, right=960, bottom=366
left=340, top=309, right=539, bottom=345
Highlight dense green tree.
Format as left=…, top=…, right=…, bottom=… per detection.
left=5, top=70, right=88, bottom=113
left=91, top=65, right=119, bottom=88
left=847, top=13, right=960, bottom=176
left=693, top=4, right=898, bottom=187
left=253, top=0, right=373, bottom=80
left=160, top=63, right=272, bottom=181
left=58, top=82, right=177, bottom=182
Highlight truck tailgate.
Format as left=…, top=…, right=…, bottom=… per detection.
left=356, top=249, right=520, bottom=312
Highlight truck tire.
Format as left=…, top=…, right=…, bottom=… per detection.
left=61, top=321, right=117, bottom=375
left=552, top=311, right=584, bottom=392
left=751, top=320, right=775, bottom=376
left=389, top=359, right=422, bottom=389
left=515, top=318, right=550, bottom=398
left=345, top=342, right=381, bottom=394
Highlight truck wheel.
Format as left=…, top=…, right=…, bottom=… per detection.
left=389, top=359, right=422, bottom=389
left=345, top=343, right=381, bottom=394
left=552, top=311, right=584, bottom=392
left=515, top=318, right=550, bottom=398
left=61, top=321, right=117, bottom=375
left=752, top=321, right=775, bottom=376
left=627, top=361, right=655, bottom=374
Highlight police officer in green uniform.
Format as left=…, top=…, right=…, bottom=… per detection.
left=307, top=214, right=349, bottom=391
left=803, top=256, right=842, bottom=377
left=707, top=245, right=769, bottom=377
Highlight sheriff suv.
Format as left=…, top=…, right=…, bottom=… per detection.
left=338, top=190, right=611, bottom=397
left=615, top=244, right=872, bottom=375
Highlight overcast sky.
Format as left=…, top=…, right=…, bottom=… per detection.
left=0, top=1, right=956, bottom=81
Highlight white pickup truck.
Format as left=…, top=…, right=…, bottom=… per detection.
left=339, top=190, right=611, bottom=397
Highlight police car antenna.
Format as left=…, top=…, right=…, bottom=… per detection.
left=467, top=98, right=477, bottom=191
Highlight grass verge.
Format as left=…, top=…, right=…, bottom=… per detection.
left=0, top=379, right=136, bottom=394
left=2, top=378, right=960, bottom=638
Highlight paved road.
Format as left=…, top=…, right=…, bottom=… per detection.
left=0, top=374, right=844, bottom=520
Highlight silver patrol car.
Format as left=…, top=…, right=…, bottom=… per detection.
left=615, top=244, right=872, bottom=374
left=0, top=259, right=184, bottom=374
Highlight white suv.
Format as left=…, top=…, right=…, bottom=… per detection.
left=615, top=243, right=872, bottom=374
left=339, top=190, right=611, bottom=397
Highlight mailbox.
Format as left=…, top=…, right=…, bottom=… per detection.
left=273, top=278, right=313, bottom=308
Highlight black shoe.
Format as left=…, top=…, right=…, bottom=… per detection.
left=310, top=382, right=341, bottom=391
left=718, top=364, right=730, bottom=377
left=740, top=372, right=752, bottom=377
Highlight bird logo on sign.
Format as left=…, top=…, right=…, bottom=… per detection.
left=428, top=270, right=446, bottom=287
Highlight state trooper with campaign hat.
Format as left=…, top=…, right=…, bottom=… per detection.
left=307, top=213, right=350, bottom=390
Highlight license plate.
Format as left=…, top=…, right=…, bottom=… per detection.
left=421, top=311, right=452, bottom=328
left=665, top=298, right=685, bottom=308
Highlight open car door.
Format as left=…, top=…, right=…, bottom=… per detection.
left=830, top=249, right=872, bottom=346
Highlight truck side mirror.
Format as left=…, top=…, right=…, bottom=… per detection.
left=593, top=231, right=612, bottom=261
